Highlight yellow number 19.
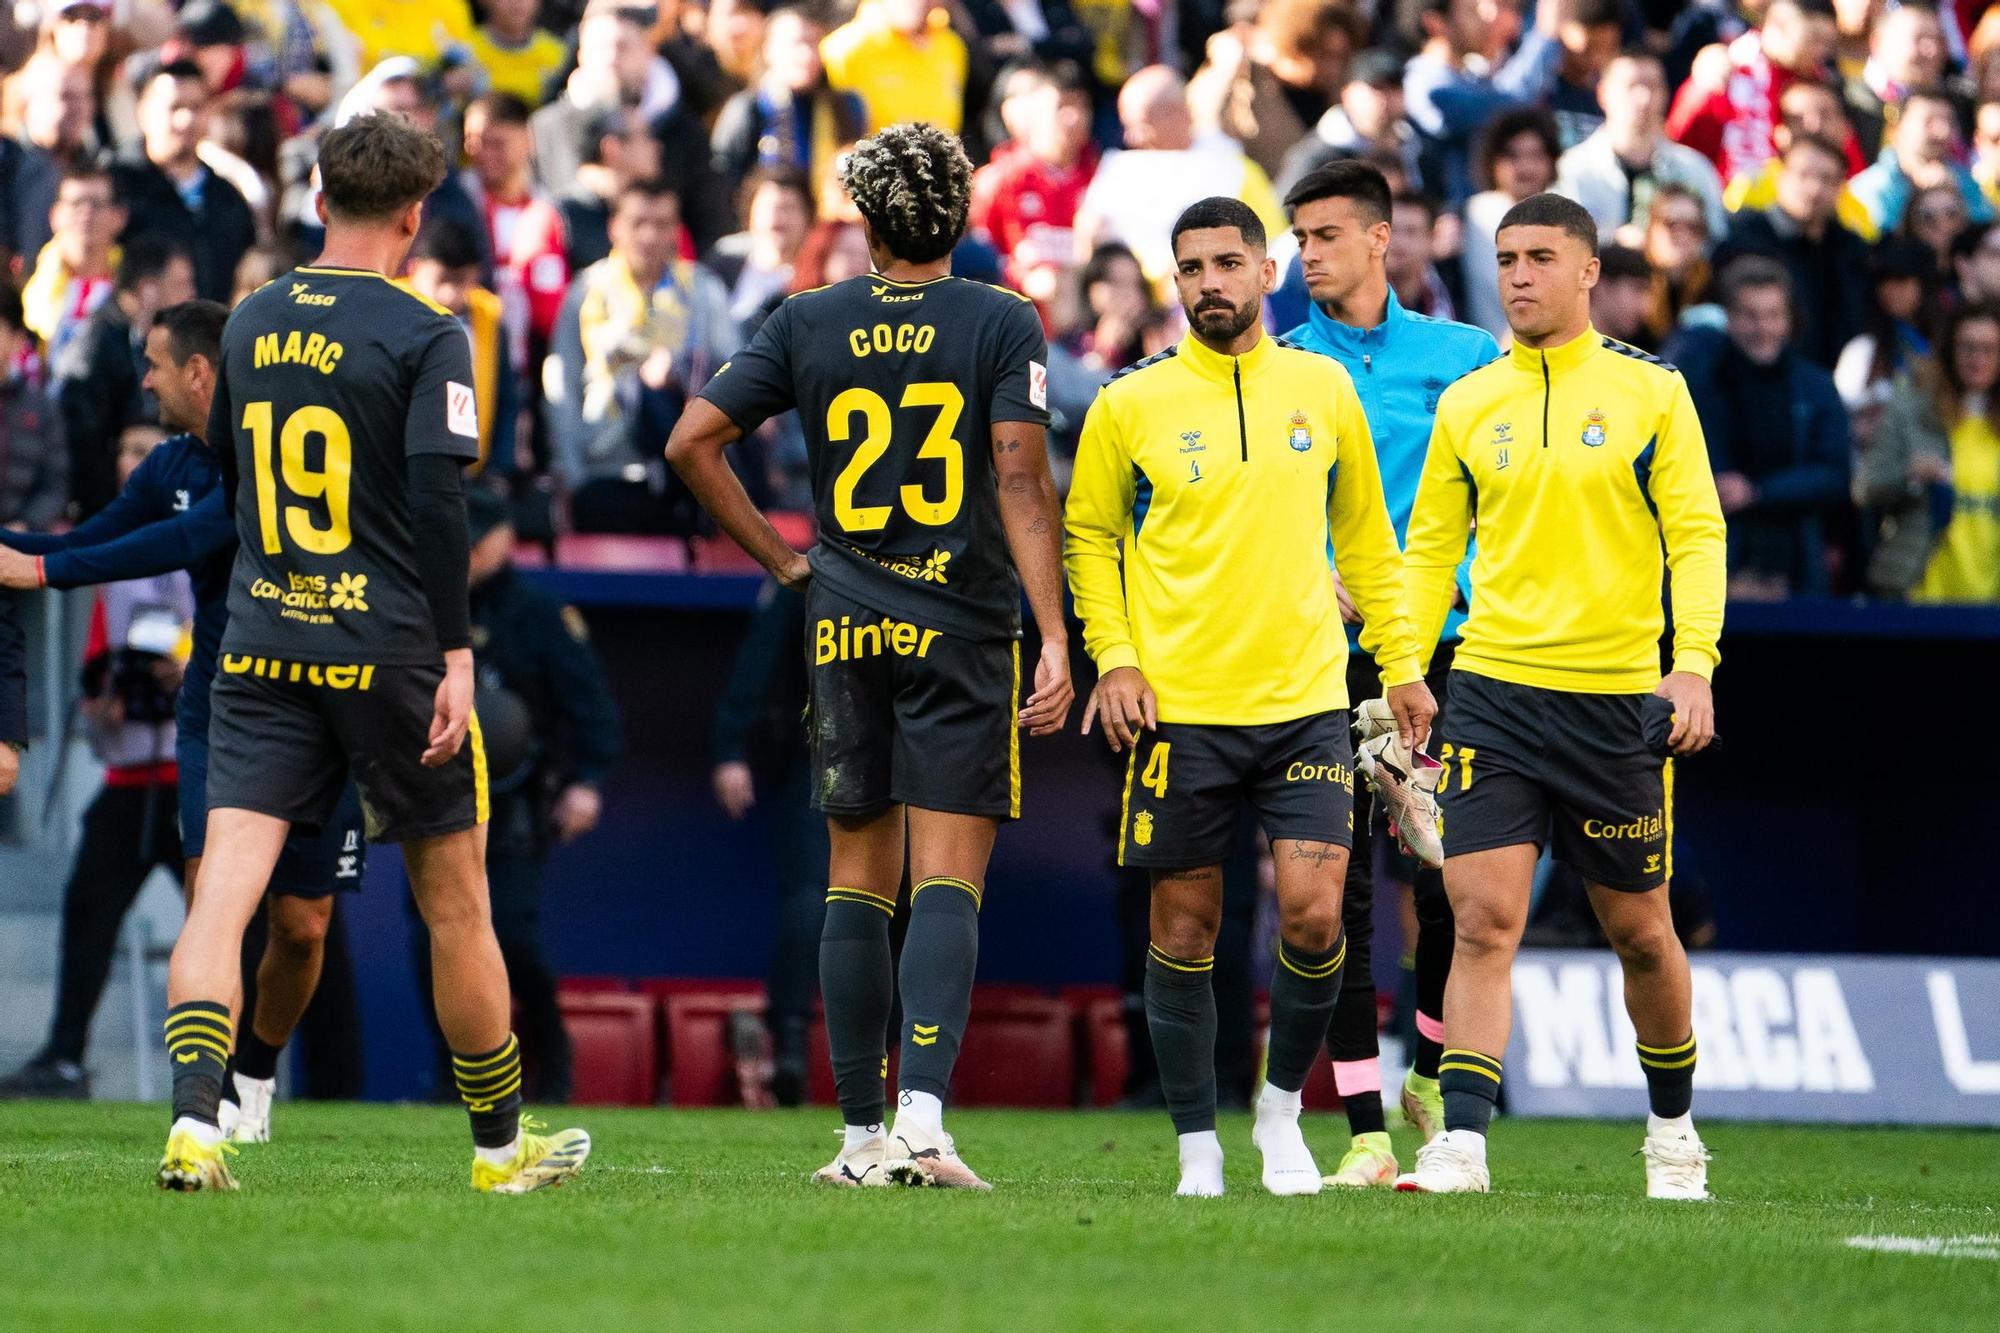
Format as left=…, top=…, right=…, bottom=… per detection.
left=245, top=401, right=354, bottom=555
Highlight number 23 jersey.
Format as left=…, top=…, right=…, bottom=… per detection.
left=699, top=274, right=1050, bottom=642
left=210, top=266, right=481, bottom=665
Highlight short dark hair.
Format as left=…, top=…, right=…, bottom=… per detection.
left=616, top=176, right=681, bottom=213
left=139, top=57, right=208, bottom=98
left=1950, top=219, right=1997, bottom=262
left=739, top=163, right=816, bottom=228
left=467, top=90, right=534, bottom=128
left=1597, top=243, right=1652, bottom=283
left=57, top=162, right=117, bottom=201
left=152, top=298, right=228, bottom=368
left=1899, top=85, right=1957, bottom=114
left=1781, top=130, right=1848, bottom=169
left=839, top=123, right=973, bottom=265
left=1284, top=159, right=1392, bottom=226
left=318, top=112, right=449, bottom=222
left=577, top=103, right=636, bottom=166
left=1718, top=253, right=1794, bottom=311
left=1392, top=189, right=1441, bottom=225
left=1476, top=106, right=1561, bottom=194
left=116, top=233, right=191, bottom=293
left=0, top=278, right=23, bottom=336
left=409, top=219, right=484, bottom=271
left=1564, top=0, right=1622, bottom=27
left=1170, top=196, right=1267, bottom=254
left=1496, top=192, right=1600, bottom=256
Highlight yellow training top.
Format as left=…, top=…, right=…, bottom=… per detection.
left=1404, top=326, right=1727, bottom=693
left=1064, top=331, right=1423, bottom=726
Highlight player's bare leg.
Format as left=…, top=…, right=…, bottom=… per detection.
left=158, top=810, right=290, bottom=1190
left=884, top=807, right=997, bottom=1189
left=1147, top=864, right=1226, bottom=1195
left=1255, top=840, right=1350, bottom=1196
left=814, top=806, right=905, bottom=1187
left=1589, top=882, right=1709, bottom=1200
left=1395, top=842, right=1535, bottom=1194
left=226, top=892, right=333, bottom=1143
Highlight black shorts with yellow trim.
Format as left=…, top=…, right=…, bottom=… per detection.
left=804, top=583, right=1020, bottom=821
left=207, top=653, right=487, bottom=845
left=1118, top=712, right=1354, bottom=869
left=1434, top=670, right=1672, bottom=892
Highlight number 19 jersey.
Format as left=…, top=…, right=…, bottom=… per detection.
left=699, top=274, right=1050, bottom=641
left=210, top=265, right=481, bottom=665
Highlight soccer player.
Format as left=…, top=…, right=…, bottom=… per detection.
left=0, top=301, right=364, bottom=1144
left=1393, top=192, right=1725, bottom=1199
left=1065, top=196, right=1436, bottom=1198
left=667, top=123, right=1072, bottom=1189
left=157, top=113, right=588, bottom=1193
left=1279, top=161, right=1501, bottom=1186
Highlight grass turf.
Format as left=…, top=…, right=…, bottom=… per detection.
left=1, top=1103, right=1994, bottom=1332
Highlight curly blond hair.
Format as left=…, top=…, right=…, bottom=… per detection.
left=838, top=123, right=972, bottom=265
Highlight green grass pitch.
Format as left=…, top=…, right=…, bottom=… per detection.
left=2, top=1103, right=1995, bottom=1332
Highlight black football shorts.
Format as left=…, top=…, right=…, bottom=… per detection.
left=1434, top=670, right=1673, bottom=891
left=805, top=583, right=1020, bottom=821
left=1118, top=712, right=1355, bottom=869
left=207, top=653, right=487, bottom=844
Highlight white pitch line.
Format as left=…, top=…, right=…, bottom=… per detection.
left=1844, top=1234, right=2000, bottom=1260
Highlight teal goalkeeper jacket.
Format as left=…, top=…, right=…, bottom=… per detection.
left=1284, top=287, right=1498, bottom=648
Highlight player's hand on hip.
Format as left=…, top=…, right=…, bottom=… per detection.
left=711, top=761, right=756, bottom=819
left=1654, top=671, right=1715, bottom=755
left=1081, top=665, right=1156, bottom=754
left=1384, top=679, right=1438, bottom=754
left=1018, top=636, right=1074, bottom=737
left=424, top=649, right=476, bottom=768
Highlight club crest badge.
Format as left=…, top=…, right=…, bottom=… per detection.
left=1581, top=408, right=1608, bottom=447
left=1133, top=810, right=1154, bottom=846
left=1288, top=411, right=1312, bottom=452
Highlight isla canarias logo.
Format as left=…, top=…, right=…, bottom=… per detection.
left=329, top=573, right=369, bottom=612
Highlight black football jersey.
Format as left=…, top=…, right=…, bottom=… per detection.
left=211, top=265, right=480, bottom=665
left=699, top=273, right=1050, bottom=641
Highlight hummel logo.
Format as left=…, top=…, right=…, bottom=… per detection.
left=912, top=1023, right=940, bottom=1047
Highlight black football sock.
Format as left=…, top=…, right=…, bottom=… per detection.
left=820, top=888, right=895, bottom=1127
left=1637, top=1034, right=1696, bottom=1119
left=235, top=1028, right=283, bottom=1082
left=1144, top=945, right=1218, bottom=1134
left=164, top=1001, right=231, bottom=1127
left=1413, top=872, right=1453, bottom=1080
left=896, top=878, right=981, bottom=1101
left=1440, top=1048, right=1502, bottom=1134
left=1264, top=933, right=1346, bottom=1094
left=453, top=1035, right=524, bottom=1149
left=1327, top=968, right=1386, bottom=1135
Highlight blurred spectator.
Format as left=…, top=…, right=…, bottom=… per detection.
left=38, top=0, right=140, bottom=151
left=1557, top=51, right=1727, bottom=246
left=0, top=419, right=187, bottom=1100
left=1900, top=180, right=1972, bottom=279
left=1187, top=0, right=1361, bottom=181
left=24, top=165, right=123, bottom=365
left=1835, top=237, right=1937, bottom=444
left=234, top=0, right=359, bottom=122
left=708, top=165, right=814, bottom=328
left=1386, top=189, right=1454, bottom=319
left=1548, top=0, right=1621, bottom=149
left=1668, top=0, right=1838, bottom=185
left=467, top=0, right=569, bottom=105
left=230, top=243, right=284, bottom=305
left=1975, top=99, right=2000, bottom=209
left=557, top=103, right=661, bottom=273
left=1848, top=87, right=1994, bottom=239
left=1062, top=240, right=1157, bottom=372
left=1275, top=47, right=1423, bottom=199
left=1639, top=181, right=1713, bottom=345
left=709, top=6, right=865, bottom=212
left=1591, top=242, right=1655, bottom=348
left=461, top=92, right=569, bottom=377
left=1842, top=0, right=1949, bottom=160
left=1724, top=77, right=1876, bottom=238
left=112, top=60, right=257, bottom=303
left=1857, top=300, right=2000, bottom=600
left=964, top=0, right=1098, bottom=74
left=1663, top=0, right=1758, bottom=93
left=0, top=55, right=94, bottom=268
left=821, top=0, right=970, bottom=134
left=0, top=279, right=65, bottom=529
left=54, top=234, right=193, bottom=519
left=546, top=178, right=736, bottom=533
left=1074, top=65, right=1284, bottom=290
left=702, top=0, right=770, bottom=108
left=1680, top=255, right=1852, bottom=598
left=1713, top=132, right=1869, bottom=367
left=1403, top=0, right=1561, bottom=208
left=969, top=59, right=1096, bottom=308
left=1831, top=0, right=1873, bottom=85
left=1972, top=6, right=2000, bottom=104
left=404, top=222, right=514, bottom=477
left=1462, top=106, right=1560, bottom=336
left=1951, top=219, right=2000, bottom=303
left=322, top=0, right=476, bottom=74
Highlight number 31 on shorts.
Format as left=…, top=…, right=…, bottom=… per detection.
left=1437, top=743, right=1475, bottom=793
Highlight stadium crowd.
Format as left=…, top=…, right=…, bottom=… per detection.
left=0, top=0, right=1984, bottom=602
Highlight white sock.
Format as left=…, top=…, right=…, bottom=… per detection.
left=475, top=1137, right=519, bottom=1167
left=896, top=1089, right=944, bottom=1136
left=1440, top=1128, right=1487, bottom=1158
left=1178, top=1129, right=1223, bottom=1163
left=1256, top=1083, right=1303, bottom=1116
left=170, top=1115, right=221, bottom=1147
left=1647, top=1111, right=1695, bottom=1137
left=234, top=1073, right=274, bottom=1095
left=843, top=1122, right=884, bottom=1151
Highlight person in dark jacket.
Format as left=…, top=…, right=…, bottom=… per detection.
left=1674, top=255, right=1855, bottom=597
left=0, top=279, right=67, bottom=530
left=0, top=586, right=21, bottom=798
left=412, top=490, right=620, bottom=1103
left=110, top=62, right=256, bottom=304
left=708, top=7, right=865, bottom=215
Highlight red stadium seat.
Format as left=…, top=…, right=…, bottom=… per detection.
left=557, top=976, right=632, bottom=995
left=553, top=533, right=691, bottom=572
left=953, top=990, right=1074, bottom=1107
left=661, top=988, right=768, bottom=1106
left=559, top=992, right=658, bottom=1106
left=1062, top=986, right=1129, bottom=1108
left=692, top=512, right=816, bottom=571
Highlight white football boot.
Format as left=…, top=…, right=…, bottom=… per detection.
left=885, top=1121, right=992, bottom=1190
left=1641, top=1122, right=1712, bottom=1200
left=228, top=1073, right=275, bottom=1144
left=811, top=1130, right=902, bottom=1187
left=1393, top=1129, right=1491, bottom=1193
left=1352, top=700, right=1445, bottom=869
